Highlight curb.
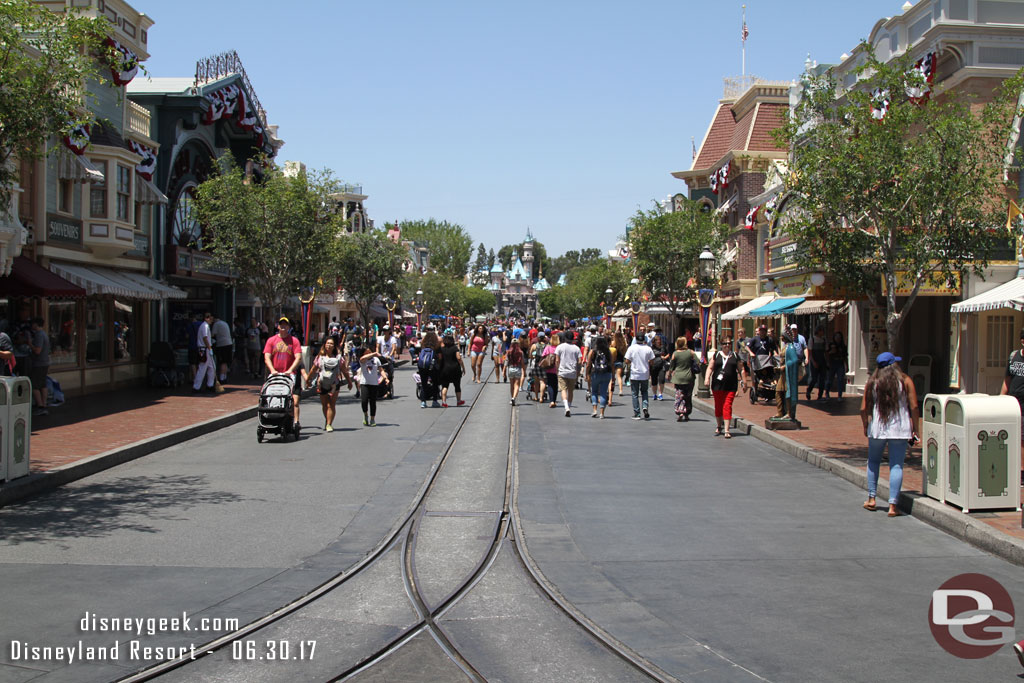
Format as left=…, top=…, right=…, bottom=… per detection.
left=0, top=405, right=258, bottom=508
left=693, top=400, right=1024, bottom=568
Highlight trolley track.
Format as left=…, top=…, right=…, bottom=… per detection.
left=118, top=370, right=675, bottom=682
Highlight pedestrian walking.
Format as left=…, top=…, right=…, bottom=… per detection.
left=439, top=334, right=467, bottom=407
left=808, top=325, right=828, bottom=402
left=419, top=329, right=442, bottom=408
left=541, top=333, right=559, bottom=407
left=469, top=325, right=488, bottom=383
left=29, top=317, right=50, bottom=415
left=306, top=337, right=352, bottom=432
left=264, top=317, right=303, bottom=431
left=358, top=338, right=389, bottom=426
left=650, top=334, right=667, bottom=401
left=211, top=314, right=233, bottom=383
left=611, top=330, right=627, bottom=399
left=507, top=335, right=527, bottom=406
left=245, top=318, right=263, bottom=378
left=860, top=352, right=919, bottom=517
left=528, top=331, right=548, bottom=402
left=825, top=331, right=848, bottom=402
left=0, top=328, right=13, bottom=376
left=555, top=331, right=582, bottom=417
left=193, top=312, right=216, bottom=393
left=1001, top=328, right=1024, bottom=486
left=488, top=328, right=506, bottom=383
left=587, top=334, right=613, bottom=418
left=667, top=337, right=697, bottom=422
left=705, top=337, right=746, bottom=437
left=624, top=333, right=655, bottom=420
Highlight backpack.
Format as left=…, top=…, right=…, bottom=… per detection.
left=593, top=349, right=610, bottom=374
left=318, top=355, right=341, bottom=390
left=418, top=346, right=435, bottom=371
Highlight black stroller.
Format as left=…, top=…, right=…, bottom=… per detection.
left=257, top=374, right=298, bottom=442
left=148, top=341, right=183, bottom=388
left=378, top=357, right=395, bottom=399
left=748, top=353, right=781, bottom=404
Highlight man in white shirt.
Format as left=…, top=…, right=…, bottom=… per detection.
left=555, top=331, right=582, bottom=417
left=211, top=314, right=233, bottom=382
left=624, top=334, right=655, bottom=419
left=377, top=325, right=398, bottom=360
left=193, top=312, right=216, bottom=392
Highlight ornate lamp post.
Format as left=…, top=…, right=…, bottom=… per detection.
left=629, top=277, right=642, bottom=338
left=603, top=287, right=615, bottom=330
left=444, top=298, right=451, bottom=330
left=298, top=286, right=316, bottom=345
left=384, top=279, right=399, bottom=331
left=696, top=245, right=718, bottom=399
left=412, top=289, right=425, bottom=333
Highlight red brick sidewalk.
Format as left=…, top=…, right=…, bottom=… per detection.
left=28, top=377, right=262, bottom=473
left=697, top=392, right=1024, bottom=542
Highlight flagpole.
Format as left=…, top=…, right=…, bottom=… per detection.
left=742, top=4, right=747, bottom=78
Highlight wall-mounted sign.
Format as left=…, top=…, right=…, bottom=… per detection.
left=769, top=241, right=799, bottom=272
left=46, top=215, right=82, bottom=245
left=883, top=271, right=962, bottom=297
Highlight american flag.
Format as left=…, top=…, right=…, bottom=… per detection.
left=742, top=22, right=749, bottom=42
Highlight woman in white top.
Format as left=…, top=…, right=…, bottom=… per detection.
left=306, top=338, right=352, bottom=432
left=859, top=352, right=920, bottom=517
left=358, top=339, right=389, bottom=427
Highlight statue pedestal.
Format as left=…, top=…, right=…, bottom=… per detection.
left=766, top=417, right=801, bottom=431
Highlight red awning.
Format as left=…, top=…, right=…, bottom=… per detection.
left=0, top=256, right=86, bottom=298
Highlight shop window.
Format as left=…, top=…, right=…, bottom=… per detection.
left=58, top=179, right=74, bottom=214
left=116, top=164, right=131, bottom=222
left=48, top=301, right=78, bottom=366
left=85, top=300, right=107, bottom=363
left=986, top=315, right=1015, bottom=368
left=90, top=160, right=107, bottom=218
left=112, top=298, right=138, bottom=361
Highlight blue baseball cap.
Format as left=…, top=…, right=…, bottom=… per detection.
left=876, top=352, right=902, bottom=368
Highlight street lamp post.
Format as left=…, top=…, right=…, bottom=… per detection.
left=444, top=298, right=451, bottom=331
left=696, top=245, right=718, bottom=399
left=629, top=277, right=642, bottom=338
left=384, top=279, right=399, bottom=331
left=412, top=289, right=425, bottom=333
left=603, top=287, right=615, bottom=330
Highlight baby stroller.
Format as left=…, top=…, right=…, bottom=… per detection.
left=257, top=373, right=298, bottom=442
left=412, top=371, right=423, bottom=400
left=147, top=341, right=182, bottom=388
left=748, top=353, right=781, bottom=404
left=379, top=357, right=395, bottom=399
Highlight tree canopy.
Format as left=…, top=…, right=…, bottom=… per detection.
left=627, top=199, right=730, bottom=316
left=0, top=0, right=110, bottom=206
left=194, top=162, right=351, bottom=315
left=335, top=230, right=407, bottom=329
left=396, top=219, right=473, bottom=280
left=776, top=45, right=1020, bottom=350
left=538, top=259, right=631, bottom=321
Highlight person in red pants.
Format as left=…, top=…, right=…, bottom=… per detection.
left=704, top=336, right=748, bottom=439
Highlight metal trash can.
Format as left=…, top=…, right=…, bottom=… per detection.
left=0, top=377, right=32, bottom=481
left=908, top=354, right=931, bottom=398
left=944, top=394, right=1021, bottom=513
left=921, top=394, right=951, bottom=503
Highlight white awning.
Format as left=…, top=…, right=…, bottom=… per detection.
left=56, top=149, right=104, bottom=183
left=790, top=299, right=849, bottom=315
left=950, top=277, right=1024, bottom=313
left=721, top=294, right=777, bottom=320
left=49, top=263, right=186, bottom=300
left=135, top=177, right=168, bottom=205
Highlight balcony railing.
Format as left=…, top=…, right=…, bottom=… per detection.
left=126, top=100, right=151, bottom=138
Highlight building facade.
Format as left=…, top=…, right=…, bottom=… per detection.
left=485, top=232, right=543, bottom=319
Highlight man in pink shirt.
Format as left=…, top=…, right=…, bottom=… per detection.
left=264, top=317, right=303, bottom=430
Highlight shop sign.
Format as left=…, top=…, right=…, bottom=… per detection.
left=46, top=215, right=82, bottom=245
left=315, top=292, right=335, bottom=305
left=128, top=233, right=149, bottom=257
left=773, top=273, right=811, bottom=297
left=769, top=241, right=799, bottom=272
left=884, top=271, right=961, bottom=297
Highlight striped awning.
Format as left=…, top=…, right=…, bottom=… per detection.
left=950, top=277, right=1024, bottom=313
left=721, top=294, right=778, bottom=320
left=55, top=148, right=104, bottom=183
left=748, top=297, right=805, bottom=317
left=136, top=177, right=168, bottom=205
left=49, top=262, right=186, bottom=300
left=790, top=299, right=849, bottom=315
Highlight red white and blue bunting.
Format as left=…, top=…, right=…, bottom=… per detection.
left=127, top=139, right=157, bottom=180
left=62, top=121, right=90, bottom=155
left=105, top=37, right=139, bottom=86
left=871, top=88, right=891, bottom=120
left=763, top=194, right=779, bottom=228
left=906, top=52, right=936, bottom=104
left=709, top=162, right=731, bottom=194
left=203, top=84, right=265, bottom=147
left=744, top=204, right=760, bottom=230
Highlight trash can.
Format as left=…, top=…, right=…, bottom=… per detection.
left=908, top=354, right=931, bottom=398
left=921, top=394, right=950, bottom=503
left=0, top=376, right=32, bottom=481
left=943, top=395, right=1021, bottom=513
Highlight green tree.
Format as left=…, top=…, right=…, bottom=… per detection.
left=462, top=285, right=497, bottom=318
left=628, top=199, right=730, bottom=316
left=194, top=162, right=350, bottom=315
left=336, top=230, right=406, bottom=329
left=401, top=271, right=462, bottom=320
left=488, top=248, right=496, bottom=270
left=776, top=45, right=1018, bottom=350
left=397, top=219, right=473, bottom=279
left=538, top=260, right=631, bottom=322
left=471, top=243, right=489, bottom=285
left=545, top=248, right=603, bottom=283
left=0, top=0, right=110, bottom=206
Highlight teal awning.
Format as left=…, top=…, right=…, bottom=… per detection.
left=748, top=296, right=805, bottom=317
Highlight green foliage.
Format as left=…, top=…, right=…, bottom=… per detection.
left=399, top=272, right=495, bottom=319
left=628, top=199, right=730, bottom=315
left=0, top=0, right=110, bottom=206
left=538, top=260, right=631, bottom=321
left=471, top=243, right=490, bottom=285
left=335, top=230, right=407, bottom=328
left=544, top=248, right=603, bottom=283
left=193, top=161, right=354, bottom=315
left=461, top=285, right=497, bottom=317
left=397, top=219, right=473, bottom=279
left=776, top=44, right=1019, bottom=349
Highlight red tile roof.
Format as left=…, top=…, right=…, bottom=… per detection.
left=693, top=104, right=736, bottom=170
left=692, top=99, right=788, bottom=172
left=748, top=103, right=787, bottom=152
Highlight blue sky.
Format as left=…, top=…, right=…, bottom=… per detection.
left=136, top=0, right=904, bottom=258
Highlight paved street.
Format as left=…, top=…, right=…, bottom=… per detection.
left=1, top=369, right=1023, bottom=682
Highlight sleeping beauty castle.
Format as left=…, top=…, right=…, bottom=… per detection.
left=483, top=229, right=552, bottom=319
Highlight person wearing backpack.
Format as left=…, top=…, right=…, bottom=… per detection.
left=419, top=330, right=442, bottom=407
left=306, top=337, right=353, bottom=432
left=507, top=335, right=527, bottom=406
left=587, top=334, right=613, bottom=418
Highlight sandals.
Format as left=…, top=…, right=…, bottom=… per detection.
left=723, top=432, right=732, bottom=439
left=862, top=500, right=877, bottom=511
left=887, top=509, right=901, bottom=517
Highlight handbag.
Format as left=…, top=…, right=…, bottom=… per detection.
left=690, top=353, right=701, bottom=378
left=539, top=353, right=556, bottom=369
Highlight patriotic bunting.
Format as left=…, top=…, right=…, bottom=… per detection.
left=905, top=52, right=936, bottom=104
left=763, top=194, right=779, bottom=228
left=744, top=204, right=760, bottom=230
left=127, top=139, right=157, bottom=180
left=709, top=162, right=731, bottom=194
left=104, top=37, right=139, bottom=86
left=62, top=121, right=90, bottom=155
left=871, top=88, right=891, bottom=120
left=202, top=84, right=265, bottom=146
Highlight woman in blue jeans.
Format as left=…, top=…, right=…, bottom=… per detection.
left=587, top=335, right=613, bottom=418
left=860, top=352, right=919, bottom=517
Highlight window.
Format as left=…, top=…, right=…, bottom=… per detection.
left=986, top=315, right=1015, bottom=368
left=58, top=179, right=74, bottom=213
left=48, top=301, right=78, bottom=366
left=112, top=298, right=138, bottom=361
left=85, top=299, right=107, bottom=363
left=116, top=164, right=131, bottom=222
left=90, top=160, right=107, bottom=218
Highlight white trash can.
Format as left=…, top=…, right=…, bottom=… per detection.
left=0, top=377, right=32, bottom=481
left=908, top=354, right=931, bottom=398
left=943, top=394, right=1021, bottom=513
left=921, top=394, right=950, bottom=503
